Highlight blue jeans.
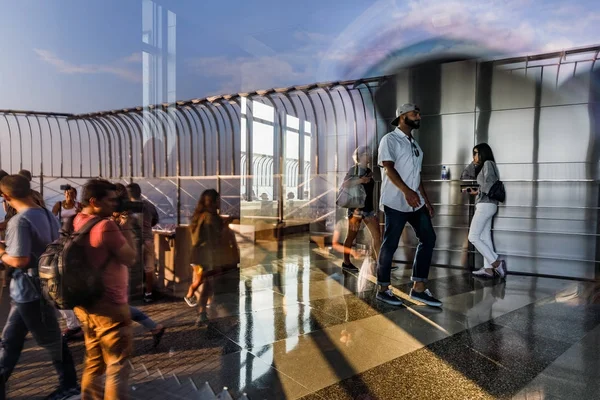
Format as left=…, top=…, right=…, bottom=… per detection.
left=0, top=300, right=78, bottom=397
left=130, top=306, right=157, bottom=331
left=377, top=205, right=436, bottom=286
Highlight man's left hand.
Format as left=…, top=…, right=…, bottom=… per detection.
left=426, top=202, right=435, bottom=218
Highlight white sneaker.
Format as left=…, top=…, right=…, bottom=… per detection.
left=184, top=296, right=198, bottom=307
left=472, top=267, right=494, bottom=278
left=494, top=260, right=507, bottom=279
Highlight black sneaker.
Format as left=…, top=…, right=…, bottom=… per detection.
left=410, top=288, right=442, bottom=307
left=62, top=327, right=83, bottom=342
left=342, top=262, right=359, bottom=272
left=144, top=292, right=154, bottom=303
left=43, top=386, right=81, bottom=400
left=196, top=312, right=209, bottom=327
left=376, top=288, right=403, bottom=306
left=152, top=326, right=166, bottom=348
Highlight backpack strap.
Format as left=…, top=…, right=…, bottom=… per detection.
left=76, top=216, right=104, bottom=234
left=72, top=216, right=104, bottom=244
left=73, top=217, right=114, bottom=272
left=491, top=161, right=500, bottom=179
left=41, top=208, right=61, bottom=242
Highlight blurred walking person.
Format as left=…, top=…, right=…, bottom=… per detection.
left=114, top=183, right=165, bottom=347
left=184, top=189, right=239, bottom=326
left=340, top=146, right=381, bottom=271
left=126, top=183, right=159, bottom=303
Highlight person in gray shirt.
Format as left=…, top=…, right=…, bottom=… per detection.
left=0, top=175, right=79, bottom=400
left=464, top=143, right=507, bottom=279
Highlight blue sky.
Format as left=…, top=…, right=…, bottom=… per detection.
left=0, top=0, right=598, bottom=114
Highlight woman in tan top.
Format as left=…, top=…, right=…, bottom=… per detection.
left=184, top=189, right=239, bottom=326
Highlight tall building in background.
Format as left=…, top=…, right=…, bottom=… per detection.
left=142, top=0, right=176, bottom=178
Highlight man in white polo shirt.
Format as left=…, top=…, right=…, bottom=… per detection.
left=376, top=104, right=442, bottom=307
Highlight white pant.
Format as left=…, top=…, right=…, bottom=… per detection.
left=468, top=203, right=498, bottom=268
left=58, top=309, right=81, bottom=330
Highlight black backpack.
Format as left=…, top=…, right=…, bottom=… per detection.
left=38, top=216, right=108, bottom=310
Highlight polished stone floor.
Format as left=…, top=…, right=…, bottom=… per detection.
left=1, top=234, right=599, bottom=399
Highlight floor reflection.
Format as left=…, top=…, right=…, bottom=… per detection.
left=2, top=234, right=598, bottom=399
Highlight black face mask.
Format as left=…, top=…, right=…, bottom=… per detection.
left=405, top=117, right=420, bottom=129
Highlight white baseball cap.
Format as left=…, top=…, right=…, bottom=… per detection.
left=391, top=103, right=419, bottom=126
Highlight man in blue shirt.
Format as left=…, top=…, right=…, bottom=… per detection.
left=0, top=175, right=79, bottom=400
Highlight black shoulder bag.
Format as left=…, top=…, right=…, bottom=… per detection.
left=487, top=162, right=506, bottom=203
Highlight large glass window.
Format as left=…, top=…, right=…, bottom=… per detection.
left=303, top=121, right=312, bottom=199
left=285, top=115, right=300, bottom=197
left=240, top=100, right=277, bottom=223
left=239, top=99, right=314, bottom=224
left=252, top=121, right=274, bottom=199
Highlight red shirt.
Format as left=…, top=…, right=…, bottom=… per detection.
left=73, top=213, right=128, bottom=305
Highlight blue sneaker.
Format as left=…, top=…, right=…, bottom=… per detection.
left=376, top=288, right=403, bottom=306
left=410, top=289, right=442, bottom=307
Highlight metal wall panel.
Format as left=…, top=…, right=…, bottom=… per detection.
left=375, top=56, right=598, bottom=280
left=439, top=61, right=477, bottom=114
left=418, top=113, right=475, bottom=176
left=479, top=109, right=536, bottom=166
left=494, top=230, right=595, bottom=263
left=538, top=104, right=592, bottom=163
left=490, top=68, right=537, bottom=110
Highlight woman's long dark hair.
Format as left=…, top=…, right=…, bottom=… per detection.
left=190, top=189, right=220, bottom=234
left=474, top=143, right=496, bottom=175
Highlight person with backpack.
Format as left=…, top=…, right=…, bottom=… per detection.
left=184, top=189, right=239, bottom=327
left=0, top=174, right=79, bottom=400
left=0, top=169, right=45, bottom=236
left=71, top=179, right=137, bottom=399
left=464, top=143, right=507, bottom=278
left=126, top=183, right=159, bottom=303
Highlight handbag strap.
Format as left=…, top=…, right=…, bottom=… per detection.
left=491, top=162, right=502, bottom=186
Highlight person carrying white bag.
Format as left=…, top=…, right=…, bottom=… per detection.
left=336, top=146, right=381, bottom=272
